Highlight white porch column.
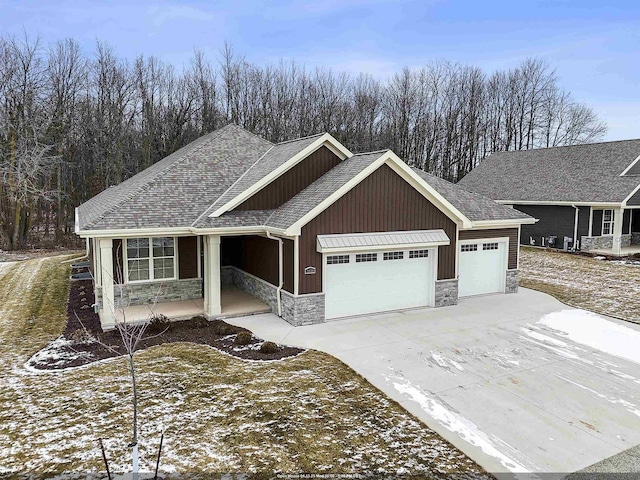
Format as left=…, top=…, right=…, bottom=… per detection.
left=98, top=238, right=115, bottom=325
left=613, top=207, right=624, bottom=256
left=204, top=235, right=222, bottom=317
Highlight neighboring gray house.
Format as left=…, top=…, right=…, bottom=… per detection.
left=458, top=139, right=640, bottom=255
left=75, top=124, right=534, bottom=330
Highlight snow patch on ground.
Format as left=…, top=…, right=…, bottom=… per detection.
left=387, top=374, right=541, bottom=476
left=538, top=310, right=640, bottom=365
left=25, top=336, right=94, bottom=369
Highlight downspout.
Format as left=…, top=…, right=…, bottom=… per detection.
left=572, top=205, right=579, bottom=251
left=61, top=237, right=90, bottom=264
left=266, top=232, right=283, bottom=317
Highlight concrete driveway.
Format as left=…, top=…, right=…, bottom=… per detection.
left=227, top=288, right=640, bottom=478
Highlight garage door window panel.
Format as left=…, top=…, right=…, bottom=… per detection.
left=327, top=255, right=350, bottom=264
left=356, top=253, right=377, bottom=262
left=383, top=251, right=404, bottom=261
left=409, top=250, right=429, bottom=258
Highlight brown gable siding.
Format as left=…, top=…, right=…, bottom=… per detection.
left=627, top=188, right=640, bottom=206
left=236, top=146, right=342, bottom=210
left=222, top=235, right=294, bottom=293
left=178, top=236, right=199, bottom=279
left=298, top=164, right=458, bottom=294
left=459, top=228, right=519, bottom=270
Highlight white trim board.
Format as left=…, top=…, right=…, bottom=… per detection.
left=620, top=153, right=640, bottom=176
left=495, top=200, right=622, bottom=207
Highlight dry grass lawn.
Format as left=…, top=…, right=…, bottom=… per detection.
left=0, top=257, right=490, bottom=478
left=519, top=247, right=640, bottom=323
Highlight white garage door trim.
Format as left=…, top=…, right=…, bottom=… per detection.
left=458, top=237, right=509, bottom=298
left=322, top=247, right=437, bottom=320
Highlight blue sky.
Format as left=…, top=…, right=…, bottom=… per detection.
left=2, top=0, right=638, bottom=140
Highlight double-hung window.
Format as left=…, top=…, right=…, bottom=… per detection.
left=602, top=210, right=614, bottom=235
left=126, top=237, right=175, bottom=282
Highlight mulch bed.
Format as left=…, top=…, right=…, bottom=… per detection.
left=28, top=266, right=304, bottom=370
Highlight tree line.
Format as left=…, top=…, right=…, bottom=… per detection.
left=0, top=34, right=607, bottom=250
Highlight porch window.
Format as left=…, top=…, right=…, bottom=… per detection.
left=602, top=209, right=614, bottom=235
left=126, top=237, right=175, bottom=282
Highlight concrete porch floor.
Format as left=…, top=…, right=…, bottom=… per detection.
left=105, top=284, right=271, bottom=326
left=588, top=245, right=640, bottom=257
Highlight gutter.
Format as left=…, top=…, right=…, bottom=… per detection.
left=61, top=238, right=90, bottom=264
left=265, top=232, right=283, bottom=317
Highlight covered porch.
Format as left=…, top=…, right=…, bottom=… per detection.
left=94, top=234, right=282, bottom=330
left=581, top=207, right=640, bottom=256
left=109, top=284, right=270, bottom=325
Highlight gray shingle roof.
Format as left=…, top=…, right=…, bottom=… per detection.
left=78, top=123, right=534, bottom=234
left=264, top=151, right=387, bottom=230
left=78, top=125, right=273, bottom=230
left=194, top=210, right=274, bottom=229
left=203, top=134, right=325, bottom=216
left=411, top=169, right=532, bottom=222
left=457, top=139, right=640, bottom=203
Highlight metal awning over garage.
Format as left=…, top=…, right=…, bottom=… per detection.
left=317, top=229, right=450, bottom=253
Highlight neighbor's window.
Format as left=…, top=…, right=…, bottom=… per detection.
left=602, top=209, right=614, bottom=235
left=126, top=237, right=175, bottom=282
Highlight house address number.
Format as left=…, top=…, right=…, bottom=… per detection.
left=304, top=266, right=316, bottom=275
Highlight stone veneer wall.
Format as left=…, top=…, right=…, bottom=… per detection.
left=506, top=270, right=519, bottom=294
left=96, top=278, right=203, bottom=309
left=434, top=279, right=458, bottom=307
left=281, top=291, right=325, bottom=326
left=633, top=232, right=640, bottom=245
left=226, top=266, right=325, bottom=326
left=581, top=234, right=632, bottom=251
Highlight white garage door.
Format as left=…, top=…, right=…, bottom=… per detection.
left=458, top=241, right=507, bottom=297
left=325, top=249, right=434, bottom=319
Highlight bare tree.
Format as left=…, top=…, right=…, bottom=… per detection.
left=0, top=32, right=610, bottom=249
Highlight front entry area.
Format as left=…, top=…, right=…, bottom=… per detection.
left=324, top=248, right=435, bottom=319
left=458, top=239, right=507, bottom=297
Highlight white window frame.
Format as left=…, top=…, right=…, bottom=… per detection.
left=602, top=209, right=614, bottom=235
left=124, top=236, right=178, bottom=284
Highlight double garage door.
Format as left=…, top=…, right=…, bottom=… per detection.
left=325, top=248, right=435, bottom=319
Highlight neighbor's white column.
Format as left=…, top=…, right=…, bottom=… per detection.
left=204, top=235, right=222, bottom=317
left=613, top=207, right=624, bottom=256
left=98, top=238, right=115, bottom=325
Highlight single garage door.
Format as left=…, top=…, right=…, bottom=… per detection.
left=325, top=249, right=434, bottom=319
left=458, top=241, right=506, bottom=297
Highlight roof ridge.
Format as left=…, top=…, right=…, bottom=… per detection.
left=276, top=132, right=324, bottom=145
left=353, top=149, right=390, bottom=156
left=489, top=138, right=640, bottom=157
left=84, top=129, right=226, bottom=230
left=191, top=144, right=276, bottom=226
left=223, top=123, right=274, bottom=146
